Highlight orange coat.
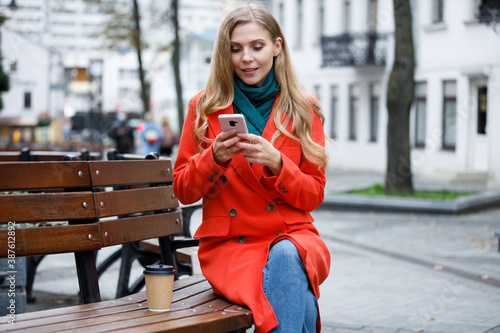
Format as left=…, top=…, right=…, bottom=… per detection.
left=173, top=92, right=331, bottom=333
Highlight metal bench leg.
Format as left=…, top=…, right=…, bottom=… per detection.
left=26, top=255, right=45, bottom=303
left=74, top=251, right=101, bottom=304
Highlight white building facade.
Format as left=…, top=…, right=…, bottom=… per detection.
left=0, top=0, right=241, bottom=145
left=269, top=0, right=500, bottom=189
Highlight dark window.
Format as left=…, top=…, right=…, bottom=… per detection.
left=477, top=87, right=487, bottom=134
left=369, top=83, right=380, bottom=142
left=348, top=84, right=358, bottom=141
left=432, top=0, right=444, bottom=23
left=330, top=86, right=338, bottom=139
left=24, top=92, right=32, bottom=109
left=442, top=80, right=456, bottom=151
left=414, top=82, right=427, bottom=148
left=296, top=0, right=303, bottom=49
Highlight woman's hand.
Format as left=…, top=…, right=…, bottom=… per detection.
left=235, top=133, right=283, bottom=176
left=212, top=130, right=245, bottom=166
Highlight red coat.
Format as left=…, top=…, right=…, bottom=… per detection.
left=173, top=92, right=331, bottom=333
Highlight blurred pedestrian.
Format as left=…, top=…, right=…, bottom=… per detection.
left=160, top=116, right=179, bottom=156
left=110, top=111, right=135, bottom=154
left=140, top=112, right=163, bottom=155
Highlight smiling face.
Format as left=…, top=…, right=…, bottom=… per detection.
left=230, top=22, right=282, bottom=87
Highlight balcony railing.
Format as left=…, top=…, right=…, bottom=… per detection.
left=321, top=32, right=388, bottom=67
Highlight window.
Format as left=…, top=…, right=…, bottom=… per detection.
left=313, top=85, right=321, bottom=103
left=343, top=0, right=352, bottom=33
left=369, top=83, right=380, bottom=142
left=318, top=0, right=325, bottom=40
left=10, top=60, right=17, bottom=72
left=24, top=92, right=32, bottom=109
left=348, top=84, right=359, bottom=141
left=442, top=80, right=457, bottom=151
left=414, top=82, right=427, bottom=147
left=330, top=86, right=338, bottom=139
left=368, top=0, right=378, bottom=32
left=278, top=2, right=285, bottom=29
left=296, top=0, right=303, bottom=49
left=432, top=0, right=444, bottom=23
left=477, top=86, right=487, bottom=134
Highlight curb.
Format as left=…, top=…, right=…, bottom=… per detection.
left=320, top=190, right=500, bottom=214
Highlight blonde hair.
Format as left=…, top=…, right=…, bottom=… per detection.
left=193, top=2, right=328, bottom=168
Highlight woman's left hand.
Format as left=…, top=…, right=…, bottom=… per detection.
left=235, top=133, right=283, bottom=176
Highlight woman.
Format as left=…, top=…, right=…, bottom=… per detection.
left=173, top=3, right=330, bottom=332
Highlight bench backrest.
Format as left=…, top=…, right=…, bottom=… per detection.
left=0, top=159, right=181, bottom=257
left=0, top=158, right=182, bottom=303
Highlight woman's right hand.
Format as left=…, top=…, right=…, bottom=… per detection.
left=212, top=130, right=245, bottom=166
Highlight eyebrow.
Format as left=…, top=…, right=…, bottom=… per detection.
left=230, top=38, right=267, bottom=46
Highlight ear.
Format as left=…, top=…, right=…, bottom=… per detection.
left=273, top=37, right=282, bottom=57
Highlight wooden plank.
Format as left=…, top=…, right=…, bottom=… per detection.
left=49, top=308, right=218, bottom=333
left=0, top=223, right=101, bottom=257
left=0, top=152, right=19, bottom=161
left=0, top=161, right=91, bottom=191
left=98, top=212, right=183, bottom=247
left=105, top=310, right=252, bottom=333
left=94, top=187, right=178, bottom=218
left=0, top=192, right=95, bottom=223
left=89, top=160, right=173, bottom=187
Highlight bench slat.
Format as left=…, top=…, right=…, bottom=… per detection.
left=94, top=187, right=178, bottom=218
left=0, top=192, right=96, bottom=223
left=0, top=161, right=91, bottom=191
left=99, top=212, right=183, bottom=247
left=89, top=160, right=173, bottom=187
left=0, top=223, right=101, bottom=257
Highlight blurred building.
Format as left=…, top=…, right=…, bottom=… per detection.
left=0, top=0, right=242, bottom=149
left=269, top=0, right=500, bottom=189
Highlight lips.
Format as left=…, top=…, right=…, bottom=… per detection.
left=242, top=68, right=257, bottom=72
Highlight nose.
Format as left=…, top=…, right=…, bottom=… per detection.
left=242, top=49, right=253, bottom=62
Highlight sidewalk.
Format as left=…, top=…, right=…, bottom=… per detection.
left=23, top=170, right=500, bottom=332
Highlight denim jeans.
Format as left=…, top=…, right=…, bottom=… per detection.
left=262, top=239, right=318, bottom=332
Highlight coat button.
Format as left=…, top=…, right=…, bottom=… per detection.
left=229, top=208, right=237, bottom=217
left=238, top=236, right=246, bottom=244
left=220, top=175, right=228, bottom=183
left=266, top=203, right=275, bottom=212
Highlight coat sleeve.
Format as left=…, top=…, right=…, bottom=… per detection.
left=173, top=95, right=229, bottom=204
left=265, top=112, right=326, bottom=212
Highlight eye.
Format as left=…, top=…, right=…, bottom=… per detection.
left=231, top=47, right=241, bottom=53
left=253, top=46, right=263, bottom=51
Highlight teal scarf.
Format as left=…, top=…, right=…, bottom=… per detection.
left=232, top=67, right=279, bottom=135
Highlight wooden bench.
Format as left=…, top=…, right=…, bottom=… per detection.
left=0, top=148, right=101, bottom=302
left=0, top=158, right=253, bottom=332
left=0, top=148, right=200, bottom=300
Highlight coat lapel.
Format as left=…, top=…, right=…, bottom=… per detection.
left=207, top=106, right=273, bottom=203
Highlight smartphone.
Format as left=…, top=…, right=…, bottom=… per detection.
left=218, top=114, right=248, bottom=135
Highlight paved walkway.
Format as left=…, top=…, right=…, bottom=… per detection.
left=24, top=170, right=500, bottom=332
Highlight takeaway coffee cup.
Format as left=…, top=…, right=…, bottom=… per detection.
left=143, top=264, right=176, bottom=312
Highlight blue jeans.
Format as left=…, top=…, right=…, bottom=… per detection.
left=262, top=239, right=318, bottom=333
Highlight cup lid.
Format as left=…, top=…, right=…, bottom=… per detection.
left=143, top=264, right=176, bottom=276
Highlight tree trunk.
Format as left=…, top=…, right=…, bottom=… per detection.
left=132, top=0, right=149, bottom=116
left=385, top=0, right=415, bottom=195
left=172, top=0, right=184, bottom=134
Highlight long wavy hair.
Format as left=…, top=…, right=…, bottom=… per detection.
left=193, top=2, right=328, bottom=168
